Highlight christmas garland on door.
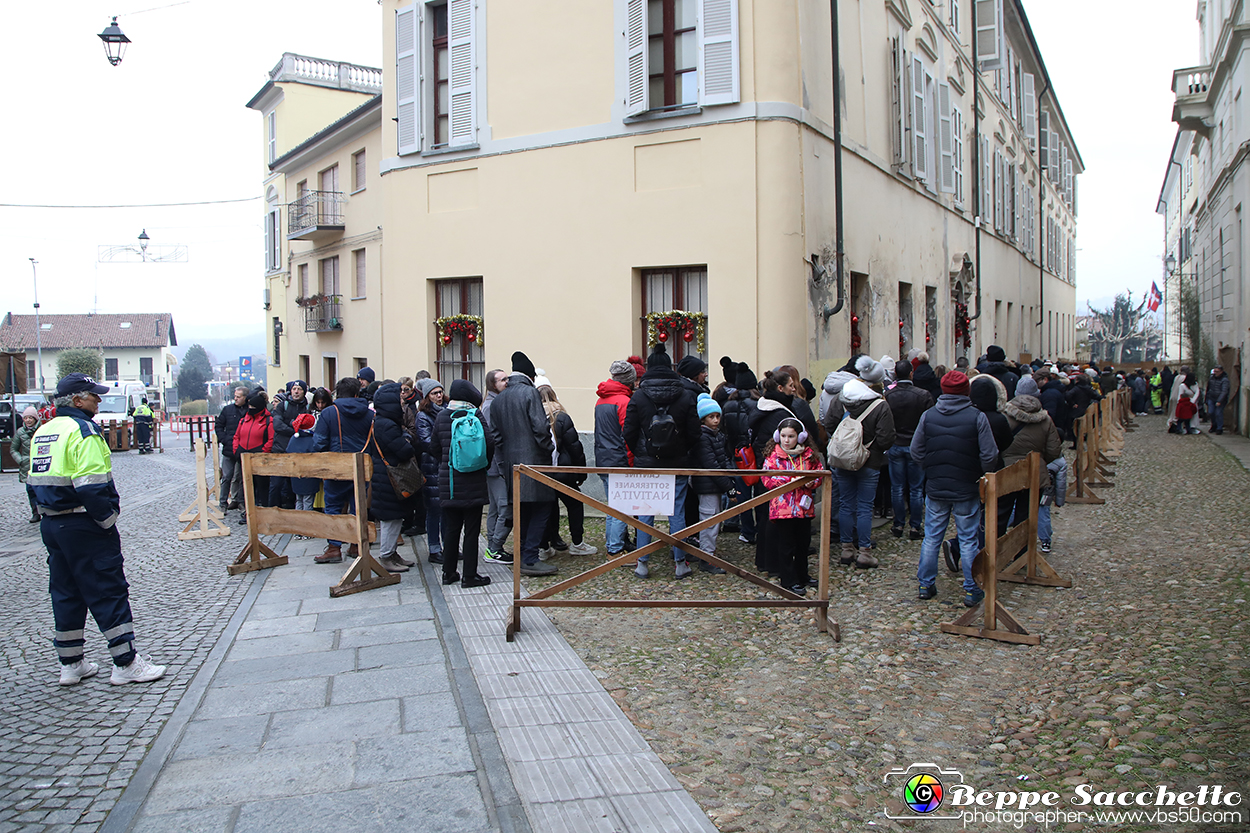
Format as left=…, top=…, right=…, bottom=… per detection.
left=435, top=314, right=485, bottom=347
left=645, top=310, right=707, bottom=353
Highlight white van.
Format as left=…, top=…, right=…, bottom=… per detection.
left=94, top=380, right=146, bottom=429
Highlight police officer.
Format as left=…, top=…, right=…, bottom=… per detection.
left=28, top=373, right=166, bottom=686
left=133, top=397, right=154, bottom=454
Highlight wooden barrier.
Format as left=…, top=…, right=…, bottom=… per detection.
left=942, top=452, right=1049, bottom=646
left=1066, top=408, right=1113, bottom=505
left=229, top=451, right=393, bottom=598
left=177, top=437, right=230, bottom=541
left=103, top=419, right=131, bottom=451
left=506, top=465, right=838, bottom=643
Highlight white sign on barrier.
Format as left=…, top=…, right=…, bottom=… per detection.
left=608, top=473, right=676, bottom=516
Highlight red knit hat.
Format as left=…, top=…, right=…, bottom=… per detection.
left=292, top=413, right=315, bottom=432
left=940, top=370, right=970, bottom=396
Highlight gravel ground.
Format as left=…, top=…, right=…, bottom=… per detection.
left=523, top=416, right=1250, bottom=832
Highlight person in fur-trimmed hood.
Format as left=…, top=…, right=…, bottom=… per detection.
left=969, top=373, right=1012, bottom=468
left=826, top=379, right=895, bottom=568
left=997, top=394, right=1063, bottom=552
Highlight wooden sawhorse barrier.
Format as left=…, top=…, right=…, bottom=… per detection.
left=229, top=452, right=392, bottom=598
left=1066, top=410, right=1113, bottom=505
left=942, top=452, right=1070, bottom=646
left=506, top=465, right=838, bottom=642
left=177, top=437, right=230, bottom=541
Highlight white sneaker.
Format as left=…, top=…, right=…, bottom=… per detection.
left=568, top=542, right=598, bottom=556
left=110, top=654, right=167, bottom=685
left=59, top=659, right=99, bottom=686
left=538, top=547, right=554, bottom=562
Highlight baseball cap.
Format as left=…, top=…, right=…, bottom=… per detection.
left=56, top=373, right=110, bottom=397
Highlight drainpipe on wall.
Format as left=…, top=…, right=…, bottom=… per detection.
left=821, top=0, right=846, bottom=321
left=970, top=0, right=982, bottom=325
left=1035, top=78, right=1051, bottom=347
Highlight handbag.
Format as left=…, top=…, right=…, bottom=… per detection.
left=368, top=424, right=425, bottom=499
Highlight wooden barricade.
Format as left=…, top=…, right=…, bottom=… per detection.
left=942, top=452, right=1054, bottom=646
left=1066, top=410, right=1113, bottom=505
left=229, top=452, right=390, bottom=597
left=177, top=437, right=230, bottom=541
left=506, top=465, right=838, bottom=643
left=104, top=419, right=131, bottom=451
left=1115, top=389, right=1137, bottom=433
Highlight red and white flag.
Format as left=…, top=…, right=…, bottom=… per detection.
left=1147, top=282, right=1162, bottom=312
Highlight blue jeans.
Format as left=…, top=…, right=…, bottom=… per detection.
left=835, top=467, right=880, bottom=548
left=636, top=476, right=689, bottom=563
left=918, top=496, right=982, bottom=592
left=1210, top=402, right=1225, bottom=432
left=420, top=482, right=442, bottom=555
left=1037, top=504, right=1051, bottom=544
left=730, top=478, right=757, bottom=538
left=324, top=486, right=355, bottom=547
left=600, top=474, right=629, bottom=554
left=887, top=446, right=925, bottom=531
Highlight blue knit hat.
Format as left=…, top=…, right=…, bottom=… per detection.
left=697, top=393, right=721, bottom=420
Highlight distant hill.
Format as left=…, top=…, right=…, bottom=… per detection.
left=170, top=333, right=264, bottom=367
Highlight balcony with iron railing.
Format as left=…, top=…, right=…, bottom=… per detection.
left=1172, top=65, right=1214, bottom=135
left=288, top=190, right=345, bottom=242
left=302, top=295, right=344, bottom=333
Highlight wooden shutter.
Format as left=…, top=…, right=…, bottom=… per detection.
left=396, top=4, right=419, bottom=154
left=698, top=0, right=739, bottom=105
left=981, top=136, right=991, bottom=225
left=950, top=0, right=960, bottom=35
left=1022, top=73, right=1036, bottom=150
left=625, top=0, right=648, bottom=116
left=1049, top=130, right=1060, bottom=183
left=953, top=107, right=964, bottom=203
left=912, top=57, right=927, bottom=181
left=1038, top=110, right=1049, bottom=170
left=975, top=0, right=1003, bottom=70
left=939, top=83, right=955, bottom=194
left=993, top=149, right=1003, bottom=231
left=447, top=0, right=476, bottom=147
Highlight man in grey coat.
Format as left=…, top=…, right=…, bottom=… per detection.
left=487, top=352, right=559, bottom=576
left=481, top=369, right=513, bottom=562
left=1206, top=366, right=1230, bottom=435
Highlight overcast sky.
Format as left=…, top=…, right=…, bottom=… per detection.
left=2, top=0, right=1199, bottom=346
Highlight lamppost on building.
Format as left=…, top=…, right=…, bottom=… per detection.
left=98, top=16, right=130, bottom=66
left=1164, top=253, right=1187, bottom=361
left=28, top=258, right=45, bottom=394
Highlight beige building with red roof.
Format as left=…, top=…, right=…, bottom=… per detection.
left=0, top=312, right=177, bottom=397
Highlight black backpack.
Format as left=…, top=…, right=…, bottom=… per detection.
left=645, top=402, right=681, bottom=458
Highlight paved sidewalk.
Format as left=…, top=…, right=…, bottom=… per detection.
left=1204, top=424, right=1250, bottom=471
left=108, top=533, right=716, bottom=833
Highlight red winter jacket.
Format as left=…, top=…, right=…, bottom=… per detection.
left=234, top=411, right=274, bottom=455
left=594, top=379, right=635, bottom=467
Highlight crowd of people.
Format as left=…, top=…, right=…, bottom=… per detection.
left=202, top=346, right=1232, bottom=601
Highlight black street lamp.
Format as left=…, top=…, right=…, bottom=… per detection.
left=98, top=16, right=130, bottom=66
left=138, top=229, right=150, bottom=260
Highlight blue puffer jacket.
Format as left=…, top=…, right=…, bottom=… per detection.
left=910, top=395, right=998, bottom=502
left=312, top=396, right=373, bottom=498
left=367, top=384, right=418, bottom=520
left=285, top=430, right=320, bottom=496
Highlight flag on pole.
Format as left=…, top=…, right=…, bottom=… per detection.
left=1147, top=281, right=1162, bottom=312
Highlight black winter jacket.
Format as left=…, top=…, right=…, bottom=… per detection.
left=430, top=401, right=495, bottom=507
left=551, top=410, right=587, bottom=486
left=976, top=361, right=1020, bottom=399
left=1038, top=380, right=1067, bottom=427
left=912, top=363, right=942, bottom=400
left=214, top=402, right=246, bottom=459
left=366, top=384, right=418, bottom=520
left=720, top=390, right=759, bottom=450
left=884, top=381, right=934, bottom=447
left=692, top=426, right=732, bottom=494
left=1065, top=381, right=1103, bottom=421
left=622, top=366, right=701, bottom=468
left=970, top=376, right=1012, bottom=467
left=415, top=404, right=443, bottom=484
left=271, top=394, right=309, bottom=452
left=749, top=391, right=798, bottom=464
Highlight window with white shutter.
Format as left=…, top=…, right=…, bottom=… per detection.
left=912, top=57, right=928, bottom=181
left=993, top=149, right=1004, bottom=232
left=1038, top=110, right=1049, bottom=170
left=975, top=0, right=1004, bottom=70
left=353, top=249, right=367, bottom=299
left=939, top=83, right=955, bottom=194
left=891, top=36, right=908, bottom=171
left=1049, top=130, right=1060, bottom=184
left=624, top=0, right=648, bottom=116
left=353, top=150, right=367, bottom=191
left=446, top=0, right=476, bottom=147
left=699, top=0, right=740, bottom=105
left=395, top=4, right=419, bottom=154
left=1022, top=73, right=1036, bottom=150
left=950, top=0, right=961, bottom=35
left=267, top=111, right=277, bottom=164
left=1060, top=145, right=1069, bottom=203
left=952, top=107, right=965, bottom=205
left=265, top=209, right=281, bottom=272
left=981, top=136, right=991, bottom=225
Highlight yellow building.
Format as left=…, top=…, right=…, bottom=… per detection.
left=254, top=0, right=1079, bottom=421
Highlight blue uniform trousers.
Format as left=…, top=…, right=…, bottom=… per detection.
left=43, top=514, right=136, bottom=667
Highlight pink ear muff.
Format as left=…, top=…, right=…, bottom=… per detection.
left=774, top=425, right=808, bottom=444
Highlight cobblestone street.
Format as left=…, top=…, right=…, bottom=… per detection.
left=530, top=418, right=1250, bottom=832
left=0, top=447, right=254, bottom=831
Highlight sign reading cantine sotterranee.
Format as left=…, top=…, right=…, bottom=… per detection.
left=608, top=473, right=675, bottom=517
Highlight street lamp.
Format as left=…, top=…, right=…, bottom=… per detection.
left=138, top=229, right=150, bottom=261
left=98, top=16, right=131, bottom=66
left=29, top=259, right=45, bottom=395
